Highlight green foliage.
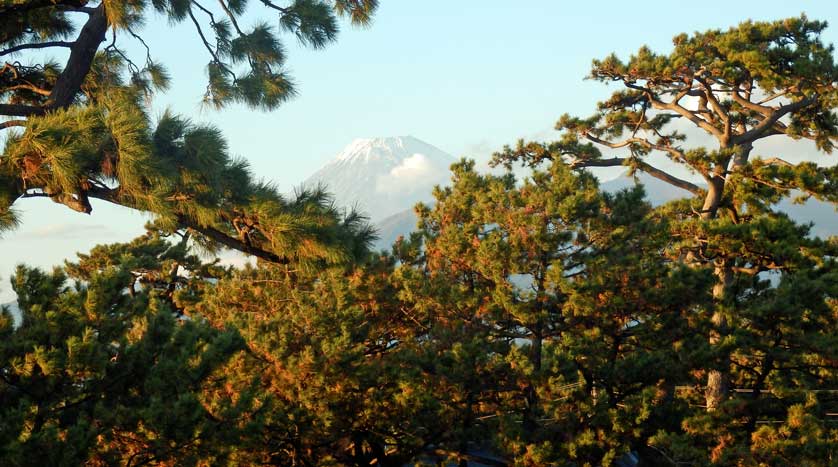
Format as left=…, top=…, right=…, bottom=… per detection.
left=1, top=12, right=836, bottom=467
left=1, top=0, right=378, bottom=111
left=0, top=238, right=248, bottom=466
left=488, top=15, right=838, bottom=464
left=1, top=99, right=376, bottom=268
left=390, top=158, right=715, bottom=465
left=193, top=255, right=435, bottom=466
left=0, top=0, right=379, bottom=268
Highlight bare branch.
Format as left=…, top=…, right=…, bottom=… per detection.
left=625, top=81, right=724, bottom=139
left=3, top=83, right=51, bottom=97
left=258, top=0, right=290, bottom=14
left=734, top=97, right=815, bottom=145
left=568, top=156, right=625, bottom=169
left=0, top=41, right=74, bottom=57
left=187, top=4, right=232, bottom=78
left=583, top=133, right=689, bottom=166
left=217, top=0, right=245, bottom=35
left=760, top=157, right=793, bottom=167
left=0, top=119, right=27, bottom=130
left=0, top=103, right=43, bottom=117
left=569, top=156, right=704, bottom=196
left=696, top=77, right=730, bottom=135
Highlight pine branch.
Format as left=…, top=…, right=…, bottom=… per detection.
left=0, top=119, right=27, bottom=129
left=77, top=185, right=293, bottom=265
left=0, top=103, right=43, bottom=117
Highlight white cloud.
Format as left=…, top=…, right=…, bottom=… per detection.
left=375, top=153, right=448, bottom=195
left=28, top=223, right=112, bottom=239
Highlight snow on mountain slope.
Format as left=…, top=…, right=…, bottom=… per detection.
left=302, top=136, right=455, bottom=222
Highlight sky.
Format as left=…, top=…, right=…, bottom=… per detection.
left=2, top=1, right=838, bottom=302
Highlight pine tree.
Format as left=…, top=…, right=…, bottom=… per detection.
left=0, top=233, right=250, bottom=466
left=395, top=159, right=712, bottom=465
left=493, top=15, right=838, bottom=461
left=191, top=251, right=439, bottom=466
left=1, top=0, right=378, bottom=263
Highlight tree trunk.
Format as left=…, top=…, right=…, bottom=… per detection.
left=459, top=391, right=473, bottom=467
left=702, top=175, right=731, bottom=412
left=701, top=176, right=724, bottom=219
left=705, top=282, right=730, bottom=413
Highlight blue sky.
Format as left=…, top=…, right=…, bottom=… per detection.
left=2, top=1, right=837, bottom=302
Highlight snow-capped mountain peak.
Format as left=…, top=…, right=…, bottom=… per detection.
left=330, top=136, right=452, bottom=165
left=303, top=136, right=455, bottom=222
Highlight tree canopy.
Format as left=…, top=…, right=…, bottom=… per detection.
left=494, top=13, right=838, bottom=424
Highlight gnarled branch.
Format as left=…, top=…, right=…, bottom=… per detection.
left=569, top=156, right=703, bottom=196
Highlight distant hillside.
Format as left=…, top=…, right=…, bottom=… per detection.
left=374, top=208, right=420, bottom=251
left=371, top=171, right=838, bottom=251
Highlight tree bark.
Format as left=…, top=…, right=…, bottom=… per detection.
left=705, top=264, right=731, bottom=412
left=1, top=3, right=108, bottom=119
left=46, top=3, right=108, bottom=110
left=702, top=173, right=731, bottom=412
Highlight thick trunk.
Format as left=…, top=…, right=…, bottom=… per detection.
left=47, top=4, right=108, bottom=109
left=701, top=176, right=725, bottom=220
left=705, top=308, right=730, bottom=411
left=702, top=175, right=731, bottom=412
left=459, top=392, right=473, bottom=467
left=702, top=199, right=733, bottom=412
left=702, top=144, right=753, bottom=411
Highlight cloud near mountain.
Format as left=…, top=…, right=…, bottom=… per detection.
left=376, top=153, right=444, bottom=195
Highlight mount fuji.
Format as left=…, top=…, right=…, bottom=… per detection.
left=302, top=136, right=456, bottom=224
left=303, top=137, right=837, bottom=251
